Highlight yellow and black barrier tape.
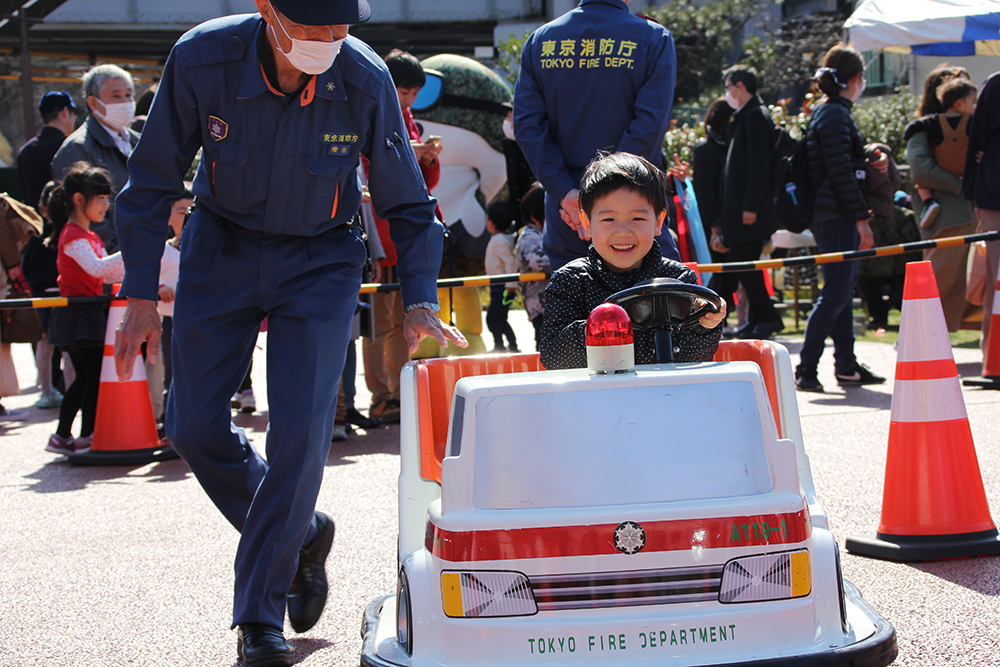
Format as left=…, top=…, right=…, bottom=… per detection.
left=697, top=230, right=1000, bottom=273
left=357, top=271, right=548, bottom=294
left=4, top=230, right=996, bottom=309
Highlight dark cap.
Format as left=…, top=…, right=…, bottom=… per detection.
left=38, top=91, right=78, bottom=117
left=269, top=0, right=371, bottom=25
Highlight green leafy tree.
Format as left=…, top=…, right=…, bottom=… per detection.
left=645, top=0, right=765, bottom=104
left=853, top=89, right=921, bottom=162
left=495, top=31, right=530, bottom=88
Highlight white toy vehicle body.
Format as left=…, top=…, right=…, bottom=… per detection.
left=361, top=337, right=896, bottom=667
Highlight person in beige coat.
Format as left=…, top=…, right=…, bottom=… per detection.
left=907, top=129, right=978, bottom=331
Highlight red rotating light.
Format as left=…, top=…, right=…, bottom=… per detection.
left=586, top=303, right=634, bottom=347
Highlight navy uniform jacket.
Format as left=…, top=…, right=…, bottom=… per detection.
left=116, top=14, right=442, bottom=306
left=513, top=0, right=677, bottom=263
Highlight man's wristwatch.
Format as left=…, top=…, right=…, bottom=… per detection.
left=404, top=301, right=440, bottom=313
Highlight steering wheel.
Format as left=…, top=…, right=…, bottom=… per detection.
left=606, top=278, right=724, bottom=363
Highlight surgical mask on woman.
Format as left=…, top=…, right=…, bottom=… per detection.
left=270, top=12, right=344, bottom=75
left=94, top=100, right=136, bottom=132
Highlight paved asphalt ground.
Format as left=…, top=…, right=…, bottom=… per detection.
left=2, top=309, right=1000, bottom=667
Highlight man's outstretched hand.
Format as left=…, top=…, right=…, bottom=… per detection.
left=403, top=307, right=469, bottom=354
left=114, top=298, right=161, bottom=381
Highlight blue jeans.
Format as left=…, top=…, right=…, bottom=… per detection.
left=798, top=218, right=860, bottom=374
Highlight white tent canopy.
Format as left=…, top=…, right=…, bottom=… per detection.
left=845, top=0, right=1000, bottom=56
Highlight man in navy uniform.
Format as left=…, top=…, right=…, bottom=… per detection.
left=112, top=1, right=466, bottom=664
left=513, top=0, right=681, bottom=272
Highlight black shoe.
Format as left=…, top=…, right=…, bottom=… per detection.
left=345, top=407, right=382, bottom=430
left=835, top=363, right=886, bottom=387
left=237, top=623, right=294, bottom=667
left=287, top=511, right=335, bottom=633
left=795, top=368, right=824, bottom=393
left=750, top=318, right=785, bottom=340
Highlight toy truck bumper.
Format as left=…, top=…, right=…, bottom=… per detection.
left=360, top=581, right=896, bottom=667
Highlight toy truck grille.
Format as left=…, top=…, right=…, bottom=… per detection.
left=530, top=565, right=723, bottom=611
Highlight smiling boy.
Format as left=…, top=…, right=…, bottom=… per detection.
left=540, top=152, right=726, bottom=370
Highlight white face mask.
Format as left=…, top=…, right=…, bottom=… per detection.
left=270, top=12, right=344, bottom=75
left=724, top=90, right=740, bottom=110
left=852, top=74, right=867, bottom=100
left=95, top=99, right=135, bottom=132
left=502, top=117, right=515, bottom=141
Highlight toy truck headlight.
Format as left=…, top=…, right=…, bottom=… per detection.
left=718, top=550, right=811, bottom=604
left=441, top=571, right=537, bottom=618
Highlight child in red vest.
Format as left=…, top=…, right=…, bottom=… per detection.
left=45, top=163, right=125, bottom=455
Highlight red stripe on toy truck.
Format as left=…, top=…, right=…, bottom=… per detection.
left=426, top=510, right=811, bottom=562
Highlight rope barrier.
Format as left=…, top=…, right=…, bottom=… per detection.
left=3, top=231, right=995, bottom=309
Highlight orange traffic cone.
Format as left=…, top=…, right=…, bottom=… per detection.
left=846, top=261, right=1000, bottom=561
left=963, top=257, right=1000, bottom=389
left=68, top=298, right=179, bottom=466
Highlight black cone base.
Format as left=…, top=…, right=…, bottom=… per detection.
left=962, top=376, right=1000, bottom=389
left=68, top=445, right=180, bottom=467
left=846, top=529, right=1000, bottom=562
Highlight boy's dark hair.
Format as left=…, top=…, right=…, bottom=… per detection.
left=172, top=185, right=195, bottom=204
left=385, top=49, right=425, bottom=90
left=487, top=199, right=515, bottom=233
left=938, top=78, right=977, bottom=111
left=520, top=182, right=545, bottom=226
left=723, top=64, right=758, bottom=95
left=578, top=152, right=667, bottom=218
left=46, top=162, right=113, bottom=247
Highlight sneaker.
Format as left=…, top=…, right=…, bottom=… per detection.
left=72, top=435, right=93, bottom=453
left=919, top=199, right=941, bottom=229
left=345, top=407, right=382, bottom=430
left=795, top=368, right=824, bottom=393
left=232, top=390, right=256, bottom=413
left=45, top=434, right=77, bottom=455
left=331, top=422, right=348, bottom=443
left=0, top=405, right=26, bottom=421
left=35, top=391, right=63, bottom=409
left=508, top=345, right=520, bottom=353
left=370, top=398, right=401, bottom=424
left=836, top=363, right=886, bottom=387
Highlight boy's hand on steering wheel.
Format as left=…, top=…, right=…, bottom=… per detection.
left=697, top=298, right=727, bottom=329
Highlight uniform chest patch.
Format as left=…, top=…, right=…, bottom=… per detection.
left=320, top=132, right=359, bottom=156
left=208, top=116, right=228, bottom=141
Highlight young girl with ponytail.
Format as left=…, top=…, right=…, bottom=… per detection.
left=45, top=163, right=125, bottom=455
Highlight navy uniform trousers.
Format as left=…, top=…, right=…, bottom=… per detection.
left=166, top=206, right=366, bottom=628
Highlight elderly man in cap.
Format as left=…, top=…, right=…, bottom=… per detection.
left=51, top=64, right=138, bottom=253
left=16, top=91, right=80, bottom=211
left=112, top=0, right=466, bottom=664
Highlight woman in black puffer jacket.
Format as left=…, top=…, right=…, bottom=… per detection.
left=795, top=45, right=887, bottom=392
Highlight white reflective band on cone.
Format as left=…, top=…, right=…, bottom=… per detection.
left=890, top=376, right=968, bottom=422
left=100, top=354, right=145, bottom=384
left=104, top=303, right=127, bottom=345
left=896, top=297, right=951, bottom=363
